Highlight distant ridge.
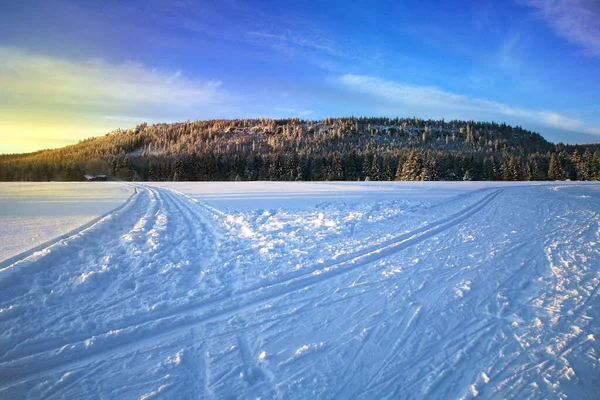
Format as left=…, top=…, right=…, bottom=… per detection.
left=1, top=117, right=599, bottom=181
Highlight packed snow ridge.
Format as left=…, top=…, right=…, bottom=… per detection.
left=1, top=181, right=600, bottom=399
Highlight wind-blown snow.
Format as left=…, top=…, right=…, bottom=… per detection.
left=1, top=181, right=600, bottom=399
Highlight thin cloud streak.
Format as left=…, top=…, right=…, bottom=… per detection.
left=520, top=0, right=600, bottom=56
left=339, top=74, right=598, bottom=135
left=274, top=107, right=314, bottom=116
left=247, top=31, right=343, bottom=58
left=0, top=47, right=224, bottom=117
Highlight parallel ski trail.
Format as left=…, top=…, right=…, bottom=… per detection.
left=0, top=186, right=222, bottom=366
left=0, top=187, right=502, bottom=389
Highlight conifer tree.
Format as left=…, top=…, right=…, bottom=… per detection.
left=400, top=151, right=422, bottom=181
left=548, top=154, right=560, bottom=180
left=383, top=155, right=393, bottom=181
left=371, top=154, right=381, bottom=181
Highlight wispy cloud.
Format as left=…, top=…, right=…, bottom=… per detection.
left=495, top=32, right=522, bottom=70
left=247, top=31, right=343, bottom=58
left=0, top=47, right=224, bottom=117
left=150, top=0, right=347, bottom=62
left=520, top=0, right=600, bottom=56
left=274, top=107, right=314, bottom=117
left=0, top=47, right=227, bottom=152
left=339, top=74, right=599, bottom=134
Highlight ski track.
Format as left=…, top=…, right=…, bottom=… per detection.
left=1, top=183, right=600, bottom=399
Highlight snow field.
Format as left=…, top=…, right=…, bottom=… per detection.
left=0, top=182, right=600, bottom=398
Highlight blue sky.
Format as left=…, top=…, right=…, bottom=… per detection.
left=1, top=0, right=599, bottom=152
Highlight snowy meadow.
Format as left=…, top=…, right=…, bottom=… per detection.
left=1, top=181, right=600, bottom=399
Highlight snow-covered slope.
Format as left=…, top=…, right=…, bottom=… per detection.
left=1, top=182, right=599, bottom=399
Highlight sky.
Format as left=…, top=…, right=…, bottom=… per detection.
left=1, top=0, right=599, bottom=153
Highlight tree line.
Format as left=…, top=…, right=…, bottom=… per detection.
left=1, top=117, right=599, bottom=182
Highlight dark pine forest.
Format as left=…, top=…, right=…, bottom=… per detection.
left=2, top=117, right=600, bottom=182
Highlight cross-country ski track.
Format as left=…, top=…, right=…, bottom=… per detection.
left=1, top=182, right=599, bottom=399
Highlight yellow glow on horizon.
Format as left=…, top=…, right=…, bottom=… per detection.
left=1, top=131, right=103, bottom=154
left=0, top=46, right=223, bottom=155
left=1, top=111, right=122, bottom=154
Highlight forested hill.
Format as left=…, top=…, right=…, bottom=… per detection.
left=2, top=117, right=600, bottom=182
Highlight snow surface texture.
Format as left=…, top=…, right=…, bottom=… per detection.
left=1, top=181, right=600, bottom=399
left=0, top=183, right=132, bottom=265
